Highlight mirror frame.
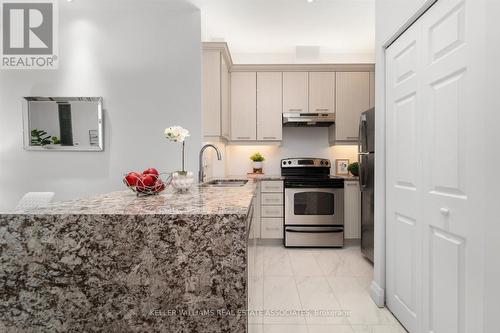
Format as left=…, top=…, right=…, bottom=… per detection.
left=22, top=97, right=104, bottom=152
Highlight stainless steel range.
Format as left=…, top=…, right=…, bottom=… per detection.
left=282, top=158, right=345, bottom=248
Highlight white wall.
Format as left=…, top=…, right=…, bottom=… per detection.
left=0, top=0, right=202, bottom=211
left=205, top=127, right=358, bottom=177
left=373, top=0, right=433, bottom=306
left=232, top=52, right=375, bottom=65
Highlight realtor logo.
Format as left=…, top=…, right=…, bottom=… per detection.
left=1, top=0, right=58, bottom=69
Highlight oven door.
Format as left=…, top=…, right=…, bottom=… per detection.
left=285, top=187, right=344, bottom=226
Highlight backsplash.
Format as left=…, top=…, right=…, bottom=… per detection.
left=204, top=127, right=358, bottom=178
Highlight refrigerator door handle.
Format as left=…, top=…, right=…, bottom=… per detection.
left=358, top=114, right=367, bottom=190
left=358, top=152, right=368, bottom=189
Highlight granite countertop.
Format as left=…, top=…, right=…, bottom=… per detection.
left=13, top=180, right=256, bottom=216
left=1, top=178, right=256, bottom=332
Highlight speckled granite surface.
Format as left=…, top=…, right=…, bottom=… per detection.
left=14, top=182, right=256, bottom=216
left=0, top=182, right=256, bottom=333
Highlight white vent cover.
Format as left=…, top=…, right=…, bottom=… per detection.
left=295, top=46, right=320, bottom=62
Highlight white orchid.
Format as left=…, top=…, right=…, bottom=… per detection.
left=164, top=126, right=190, bottom=143
left=164, top=126, right=190, bottom=174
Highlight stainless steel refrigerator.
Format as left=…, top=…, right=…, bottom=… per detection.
left=358, top=108, right=375, bottom=263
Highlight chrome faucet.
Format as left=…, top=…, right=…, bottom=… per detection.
left=198, top=144, right=222, bottom=183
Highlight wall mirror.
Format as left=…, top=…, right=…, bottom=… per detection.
left=22, top=97, right=104, bottom=151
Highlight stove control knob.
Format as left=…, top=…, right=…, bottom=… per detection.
left=320, top=161, right=324, bottom=165
left=283, top=161, right=286, bottom=165
left=288, top=161, right=292, bottom=165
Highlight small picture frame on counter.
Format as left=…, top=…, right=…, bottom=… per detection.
left=336, top=159, right=350, bottom=176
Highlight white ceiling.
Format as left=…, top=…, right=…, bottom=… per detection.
left=188, top=0, right=375, bottom=64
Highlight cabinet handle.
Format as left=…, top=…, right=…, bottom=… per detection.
left=237, top=136, right=251, bottom=140
left=263, top=136, right=276, bottom=140
left=346, top=136, right=359, bottom=139
left=289, top=108, right=303, bottom=112
left=316, top=108, right=330, bottom=112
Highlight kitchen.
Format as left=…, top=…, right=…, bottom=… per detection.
left=0, top=0, right=498, bottom=333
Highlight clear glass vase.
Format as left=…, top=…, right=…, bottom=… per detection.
left=171, top=171, right=194, bottom=192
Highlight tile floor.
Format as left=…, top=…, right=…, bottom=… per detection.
left=248, top=243, right=407, bottom=333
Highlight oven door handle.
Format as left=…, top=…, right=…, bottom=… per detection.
left=285, top=228, right=344, bottom=233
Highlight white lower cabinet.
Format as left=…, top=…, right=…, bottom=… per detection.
left=344, top=180, right=361, bottom=239
left=256, top=180, right=284, bottom=239
left=260, top=218, right=283, bottom=239
left=252, top=181, right=261, bottom=239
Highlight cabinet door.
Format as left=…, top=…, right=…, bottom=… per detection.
left=344, top=181, right=361, bottom=239
left=257, top=72, right=282, bottom=141
left=283, top=72, right=308, bottom=113
left=221, top=56, right=230, bottom=139
left=261, top=218, right=283, bottom=239
left=335, top=72, right=370, bottom=142
left=203, top=51, right=221, bottom=137
left=309, top=72, right=335, bottom=113
left=231, top=72, right=257, bottom=141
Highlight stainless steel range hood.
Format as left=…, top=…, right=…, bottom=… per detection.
left=282, top=112, right=335, bottom=127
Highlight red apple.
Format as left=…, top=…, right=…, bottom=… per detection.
left=136, top=183, right=147, bottom=193
left=153, top=180, right=165, bottom=193
left=143, top=168, right=159, bottom=176
left=124, top=172, right=141, bottom=187
left=141, top=174, right=156, bottom=187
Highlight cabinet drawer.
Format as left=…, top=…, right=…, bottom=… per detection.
left=261, top=193, right=283, bottom=206
left=261, top=205, right=283, bottom=217
left=261, top=181, right=283, bottom=193
left=261, top=218, right=283, bottom=239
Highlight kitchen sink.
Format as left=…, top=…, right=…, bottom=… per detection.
left=202, top=179, right=248, bottom=187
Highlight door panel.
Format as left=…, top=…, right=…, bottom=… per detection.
left=203, top=51, right=221, bottom=136
left=386, top=1, right=485, bottom=332
left=283, top=72, right=308, bottom=113
left=420, top=1, right=483, bottom=332
left=309, top=72, right=335, bottom=113
left=386, top=20, right=421, bottom=333
left=257, top=72, right=283, bottom=141
left=429, top=227, right=465, bottom=333
left=230, top=72, right=257, bottom=141
left=335, top=72, right=370, bottom=141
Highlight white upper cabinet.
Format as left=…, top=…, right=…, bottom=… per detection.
left=257, top=72, right=283, bottom=141
left=221, top=56, right=230, bottom=139
left=283, top=72, right=309, bottom=113
left=309, top=72, right=335, bottom=113
left=334, top=72, right=370, bottom=142
left=202, top=50, right=221, bottom=137
left=231, top=72, right=257, bottom=141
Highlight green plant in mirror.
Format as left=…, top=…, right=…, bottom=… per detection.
left=31, top=129, right=52, bottom=146
left=250, top=152, right=265, bottom=162
left=348, top=162, right=359, bottom=176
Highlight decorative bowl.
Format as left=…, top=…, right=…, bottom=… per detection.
left=123, top=173, right=172, bottom=196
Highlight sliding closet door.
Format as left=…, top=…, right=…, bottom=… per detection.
left=420, top=0, right=485, bottom=332
left=386, top=0, right=485, bottom=332
left=385, top=20, right=422, bottom=333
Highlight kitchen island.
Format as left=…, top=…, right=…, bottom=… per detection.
left=0, top=182, right=256, bottom=333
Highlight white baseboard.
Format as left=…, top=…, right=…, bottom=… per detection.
left=370, top=280, right=385, bottom=307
